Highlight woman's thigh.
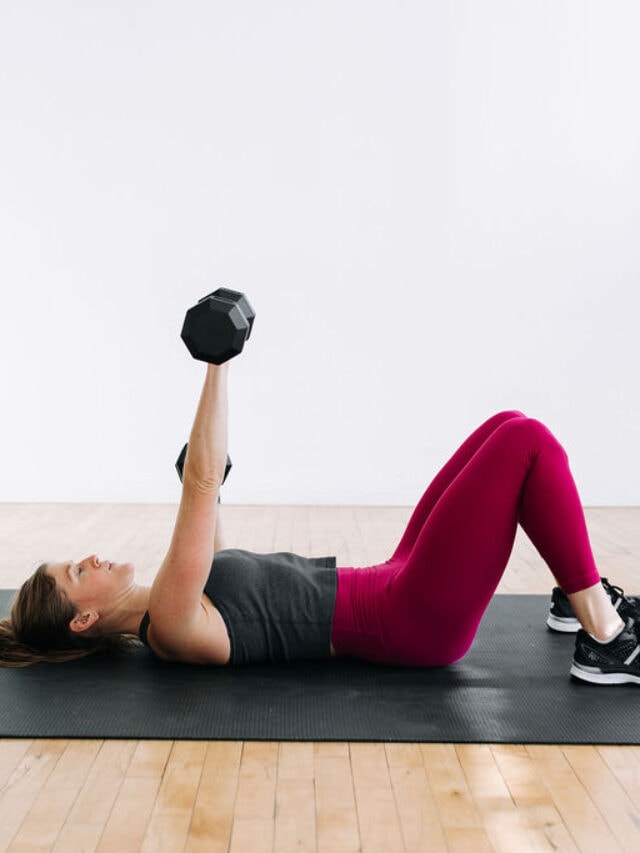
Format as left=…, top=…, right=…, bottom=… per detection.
left=382, top=418, right=558, bottom=665
left=390, top=410, right=527, bottom=563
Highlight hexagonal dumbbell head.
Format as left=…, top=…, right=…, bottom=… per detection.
left=175, top=443, right=188, bottom=483
left=205, top=288, right=256, bottom=340
left=181, top=288, right=256, bottom=364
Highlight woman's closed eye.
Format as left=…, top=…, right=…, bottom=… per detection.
left=67, top=562, right=83, bottom=579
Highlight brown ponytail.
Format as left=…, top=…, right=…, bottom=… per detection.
left=0, top=564, right=139, bottom=668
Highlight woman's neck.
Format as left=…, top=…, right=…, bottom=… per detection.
left=105, top=584, right=152, bottom=637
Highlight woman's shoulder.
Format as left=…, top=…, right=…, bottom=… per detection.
left=145, top=594, right=232, bottom=665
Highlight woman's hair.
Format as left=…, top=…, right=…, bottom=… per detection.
left=0, top=563, right=139, bottom=668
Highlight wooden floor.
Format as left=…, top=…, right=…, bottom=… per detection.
left=1, top=503, right=640, bottom=852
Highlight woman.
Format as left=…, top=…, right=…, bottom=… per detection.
left=1, top=363, right=639, bottom=685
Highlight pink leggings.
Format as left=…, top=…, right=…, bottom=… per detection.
left=330, top=411, right=601, bottom=666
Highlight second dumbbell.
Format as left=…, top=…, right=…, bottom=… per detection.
left=176, top=443, right=233, bottom=486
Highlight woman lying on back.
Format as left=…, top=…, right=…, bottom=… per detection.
left=2, top=358, right=640, bottom=685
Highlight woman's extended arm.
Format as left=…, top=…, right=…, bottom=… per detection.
left=183, top=363, right=229, bottom=491
left=147, top=363, right=231, bottom=657
left=189, top=363, right=228, bottom=552
left=213, top=514, right=226, bottom=553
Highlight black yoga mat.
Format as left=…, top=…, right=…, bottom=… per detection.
left=1, top=591, right=637, bottom=743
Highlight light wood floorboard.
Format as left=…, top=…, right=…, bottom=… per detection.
left=1, top=503, right=639, bottom=852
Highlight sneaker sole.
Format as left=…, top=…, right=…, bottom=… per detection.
left=547, top=613, right=580, bottom=633
left=570, top=662, right=640, bottom=685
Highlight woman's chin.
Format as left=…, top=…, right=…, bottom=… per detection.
left=113, top=561, right=135, bottom=579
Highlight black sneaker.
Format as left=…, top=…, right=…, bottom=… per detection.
left=571, top=618, right=640, bottom=684
left=546, top=578, right=640, bottom=633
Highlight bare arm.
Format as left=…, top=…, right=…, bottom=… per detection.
left=214, top=508, right=226, bottom=552
left=183, top=363, right=229, bottom=491
left=190, top=365, right=228, bottom=552
left=149, top=363, right=230, bottom=651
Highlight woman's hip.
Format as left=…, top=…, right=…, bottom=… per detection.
left=331, top=563, right=476, bottom=667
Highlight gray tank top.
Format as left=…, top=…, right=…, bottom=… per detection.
left=138, top=549, right=337, bottom=665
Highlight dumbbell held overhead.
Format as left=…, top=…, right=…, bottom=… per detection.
left=181, top=287, right=256, bottom=365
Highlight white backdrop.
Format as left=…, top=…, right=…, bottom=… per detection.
left=1, top=1, right=639, bottom=506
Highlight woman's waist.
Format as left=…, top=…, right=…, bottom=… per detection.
left=332, top=563, right=397, bottom=658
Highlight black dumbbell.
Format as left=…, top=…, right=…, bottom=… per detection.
left=176, top=443, right=233, bottom=486
left=181, top=288, right=255, bottom=365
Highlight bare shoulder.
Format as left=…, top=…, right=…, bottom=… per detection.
left=146, top=595, right=232, bottom=665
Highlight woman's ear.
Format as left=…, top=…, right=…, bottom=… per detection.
left=69, top=610, right=100, bottom=634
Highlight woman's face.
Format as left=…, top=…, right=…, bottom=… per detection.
left=45, top=554, right=135, bottom=615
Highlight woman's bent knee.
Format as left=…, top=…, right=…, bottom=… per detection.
left=501, top=416, right=567, bottom=457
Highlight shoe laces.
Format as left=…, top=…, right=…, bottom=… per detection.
left=602, top=577, right=630, bottom=606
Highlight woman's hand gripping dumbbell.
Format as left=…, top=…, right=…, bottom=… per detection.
left=176, top=286, right=252, bottom=494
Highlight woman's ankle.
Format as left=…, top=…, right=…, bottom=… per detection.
left=589, top=618, right=625, bottom=643
left=567, top=582, right=625, bottom=642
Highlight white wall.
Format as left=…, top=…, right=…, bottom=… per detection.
left=1, top=1, right=638, bottom=506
